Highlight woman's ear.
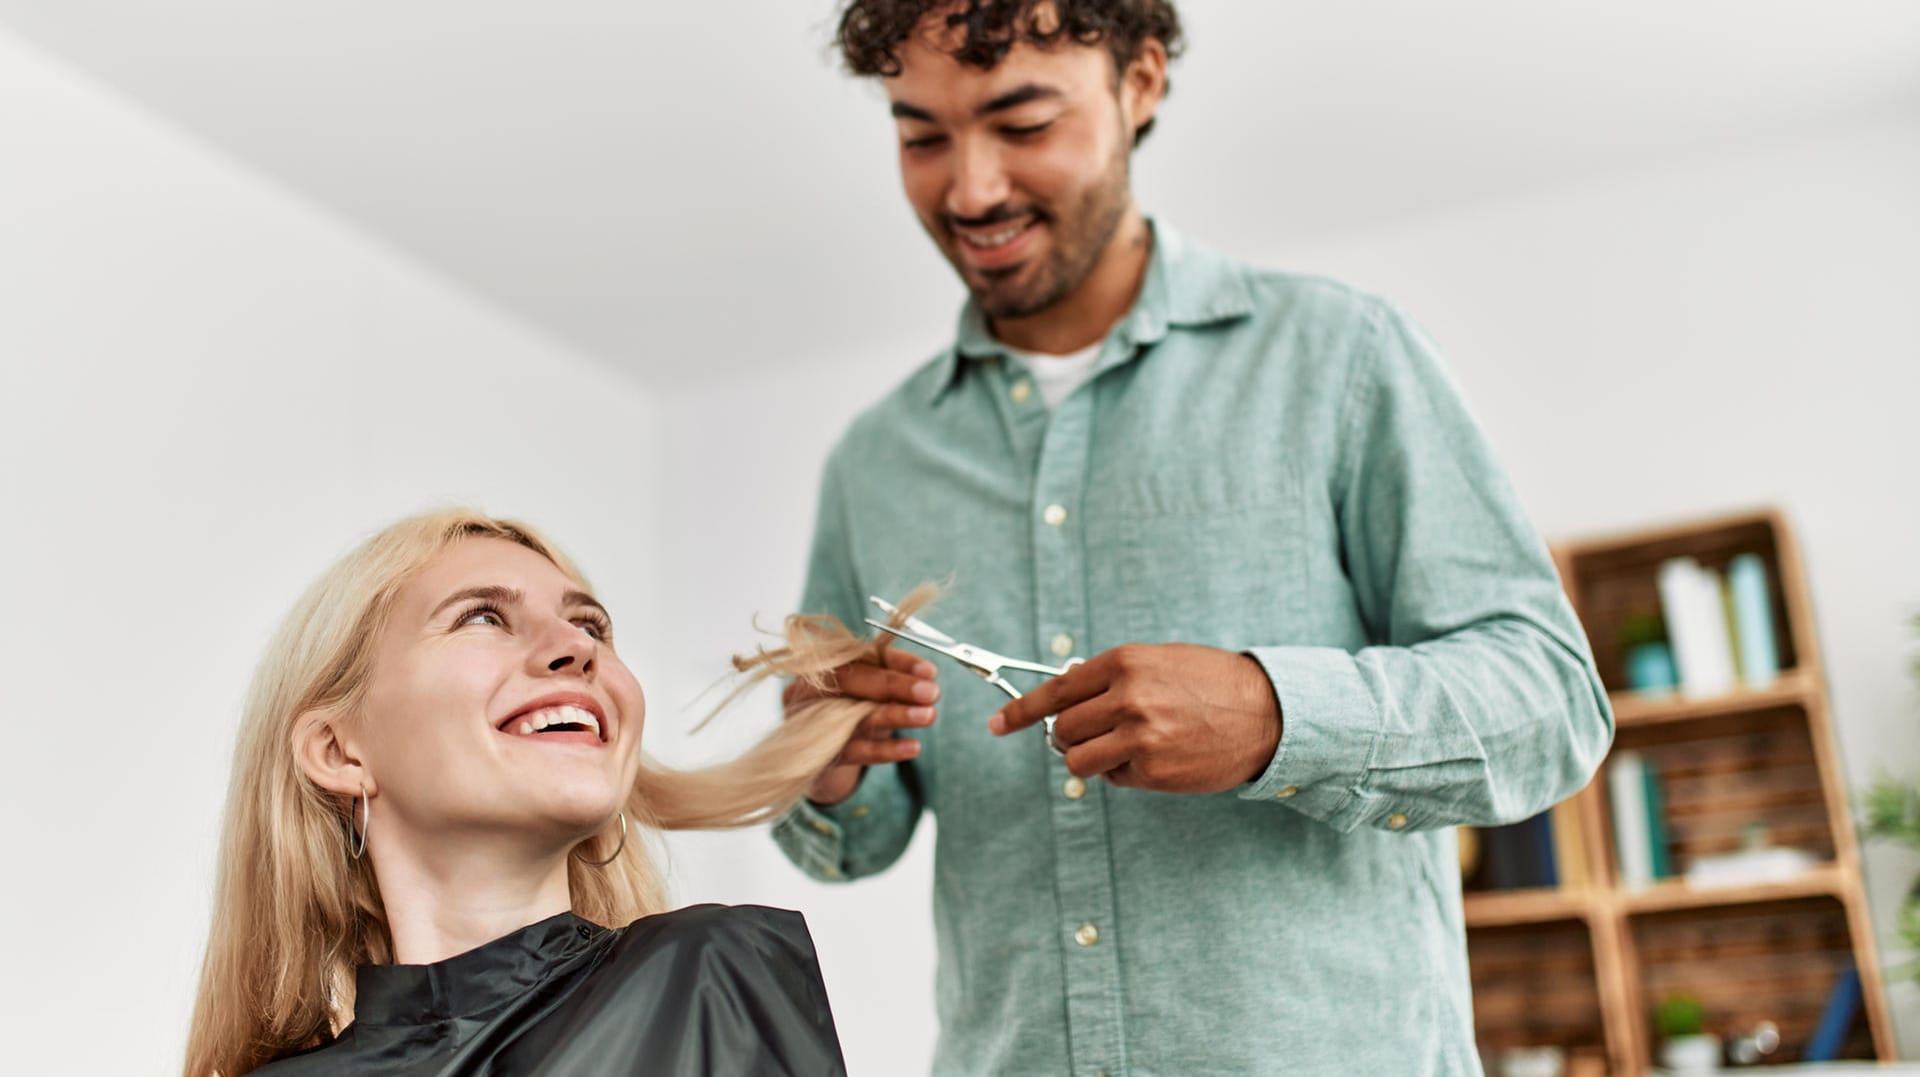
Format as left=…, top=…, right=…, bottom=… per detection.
left=294, top=709, right=373, bottom=799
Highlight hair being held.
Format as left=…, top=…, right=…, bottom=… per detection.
left=182, top=508, right=931, bottom=1077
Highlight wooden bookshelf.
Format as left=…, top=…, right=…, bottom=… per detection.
left=1462, top=508, right=1894, bottom=1075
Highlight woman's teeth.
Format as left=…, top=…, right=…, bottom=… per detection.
left=512, top=705, right=602, bottom=739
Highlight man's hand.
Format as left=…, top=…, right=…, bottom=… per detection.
left=989, top=644, right=1282, bottom=794
left=786, top=647, right=940, bottom=806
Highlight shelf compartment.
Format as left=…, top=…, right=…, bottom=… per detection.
left=1468, top=919, right=1607, bottom=1057
left=1629, top=895, right=1874, bottom=1062
left=1558, top=509, right=1803, bottom=696
left=1607, top=703, right=1839, bottom=879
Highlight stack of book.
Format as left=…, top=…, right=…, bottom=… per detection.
left=1653, top=553, right=1780, bottom=697
left=1606, top=750, right=1672, bottom=889
left=1463, top=801, right=1589, bottom=892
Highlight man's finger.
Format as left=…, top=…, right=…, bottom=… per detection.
left=837, top=737, right=922, bottom=767
left=1063, top=730, right=1133, bottom=780
left=833, top=661, right=942, bottom=705
left=1049, top=696, right=1122, bottom=749
left=856, top=703, right=938, bottom=736
left=881, top=646, right=939, bottom=679
left=989, top=658, right=1110, bottom=735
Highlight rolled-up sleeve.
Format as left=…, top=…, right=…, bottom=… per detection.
left=1239, top=300, right=1613, bottom=832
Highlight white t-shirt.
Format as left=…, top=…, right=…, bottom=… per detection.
left=1009, top=342, right=1102, bottom=409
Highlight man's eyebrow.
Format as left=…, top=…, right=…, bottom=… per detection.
left=430, top=585, right=522, bottom=621
left=890, top=100, right=938, bottom=123
left=889, top=84, right=1061, bottom=124
left=977, top=83, right=1060, bottom=116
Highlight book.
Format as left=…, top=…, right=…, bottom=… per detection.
left=1609, top=751, right=1654, bottom=888
left=1549, top=800, right=1589, bottom=888
left=1728, top=552, right=1780, bottom=687
left=1641, top=757, right=1672, bottom=879
left=1658, top=557, right=1737, bottom=698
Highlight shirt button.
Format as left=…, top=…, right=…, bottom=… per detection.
left=1010, top=380, right=1033, bottom=404
left=1388, top=813, right=1410, bottom=830
left=1063, top=777, right=1087, bottom=800
left=1051, top=633, right=1075, bottom=658
left=811, top=819, right=834, bottom=835
left=822, top=865, right=842, bottom=879
left=850, top=805, right=871, bottom=818
left=1043, top=504, right=1068, bottom=527
left=1074, top=922, right=1100, bottom=947
left=1274, top=785, right=1298, bottom=799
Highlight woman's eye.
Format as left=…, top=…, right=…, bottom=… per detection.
left=575, top=619, right=609, bottom=641
left=458, top=607, right=505, bottom=629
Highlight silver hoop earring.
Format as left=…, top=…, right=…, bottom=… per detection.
left=574, top=811, right=627, bottom=866
left=350, top=785, right=371, bottom=860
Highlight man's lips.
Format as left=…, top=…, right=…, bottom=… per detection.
left=950, top=213, right=1042, bottom=272
left=497, top=691, right=609, bottom=746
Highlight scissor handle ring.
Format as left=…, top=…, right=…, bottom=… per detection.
left=1043, top=715, right=1068, bottom=757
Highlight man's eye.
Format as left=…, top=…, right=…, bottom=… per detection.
left=902, top=134, right=947, bottom=152
left=1003, top=122, right=1052, bottom=140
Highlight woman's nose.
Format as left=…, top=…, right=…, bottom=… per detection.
left=532, top=618, right=596, bottom=676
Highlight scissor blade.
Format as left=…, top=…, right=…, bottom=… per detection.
left=863, top=618, right=969, bottom=664
left=867, top=596, right=960, bottom=646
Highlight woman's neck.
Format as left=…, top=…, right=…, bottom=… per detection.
left=370, top=834, right=575, bottom=966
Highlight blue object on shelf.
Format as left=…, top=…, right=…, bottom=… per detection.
left=1625, top=641, right=1678, bottom=693
left=1805, top=965, right=1862, bottom=1061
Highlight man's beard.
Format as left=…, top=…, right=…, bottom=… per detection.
left=948, top=146, right=1132, bottom=322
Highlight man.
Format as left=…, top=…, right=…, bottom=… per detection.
left=772, top=3, right=1613, bottom=1074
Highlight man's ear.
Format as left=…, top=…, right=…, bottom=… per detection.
left=1121, top=37, right=1168, bottom=145
left=294, top=709, right=372, bottom=800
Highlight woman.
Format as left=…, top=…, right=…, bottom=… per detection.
left=184, top=509, right=914, bottom=1076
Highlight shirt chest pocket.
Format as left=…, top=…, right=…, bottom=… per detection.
left=1082, top=463, right=1310, bottom=652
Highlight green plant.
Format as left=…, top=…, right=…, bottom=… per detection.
left=1653, top=993, right=1707, bottom=1040
left=1617, top=611, right=1667, bottom=651
left=1859, top=773, right=1920, bottom=985
left=1854, top=611, right=1920, bottom=985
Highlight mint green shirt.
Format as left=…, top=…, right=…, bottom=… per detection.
left=773, top=224, right=1612, bottom=1077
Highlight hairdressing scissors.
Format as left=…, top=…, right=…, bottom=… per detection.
left=864, top=596, right=1082, bottom=756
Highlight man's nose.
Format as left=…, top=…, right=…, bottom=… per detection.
left=945, top=137, right=1012, bottom=221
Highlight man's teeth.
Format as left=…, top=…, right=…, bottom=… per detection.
left=510, top=705, right=602, bottom=739
left=959, top=220, right=1031, bottom=248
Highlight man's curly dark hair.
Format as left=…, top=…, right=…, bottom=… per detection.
left=834, top=0, right=1186, bottom=144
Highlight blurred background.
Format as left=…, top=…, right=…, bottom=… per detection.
left=1, top=2, right=1917, bottom=1073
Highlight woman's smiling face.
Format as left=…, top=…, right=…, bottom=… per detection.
left=349, top=536, right=645, bottom=851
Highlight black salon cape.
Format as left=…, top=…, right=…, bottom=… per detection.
left=253, top=904, right=848, bottom=1076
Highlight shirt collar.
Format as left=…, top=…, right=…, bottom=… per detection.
left=930, top=219, right=1255, bottom=404
left=351, top=912, right=607, bottom=1026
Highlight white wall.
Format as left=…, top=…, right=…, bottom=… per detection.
left=655, top=110, right=1920, bottom=1064
left=0, top=28, right=668, bottom=1072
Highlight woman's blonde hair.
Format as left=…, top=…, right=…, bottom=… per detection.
left=183, top=508, right=924, bottom=1077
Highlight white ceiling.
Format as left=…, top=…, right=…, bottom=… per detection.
left=5, top=1, right=1918, bottom=385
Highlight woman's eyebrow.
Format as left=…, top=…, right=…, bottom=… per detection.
left=429, top=585, right=522, bottom=621
left=564, top=589, right=612, bottom=625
